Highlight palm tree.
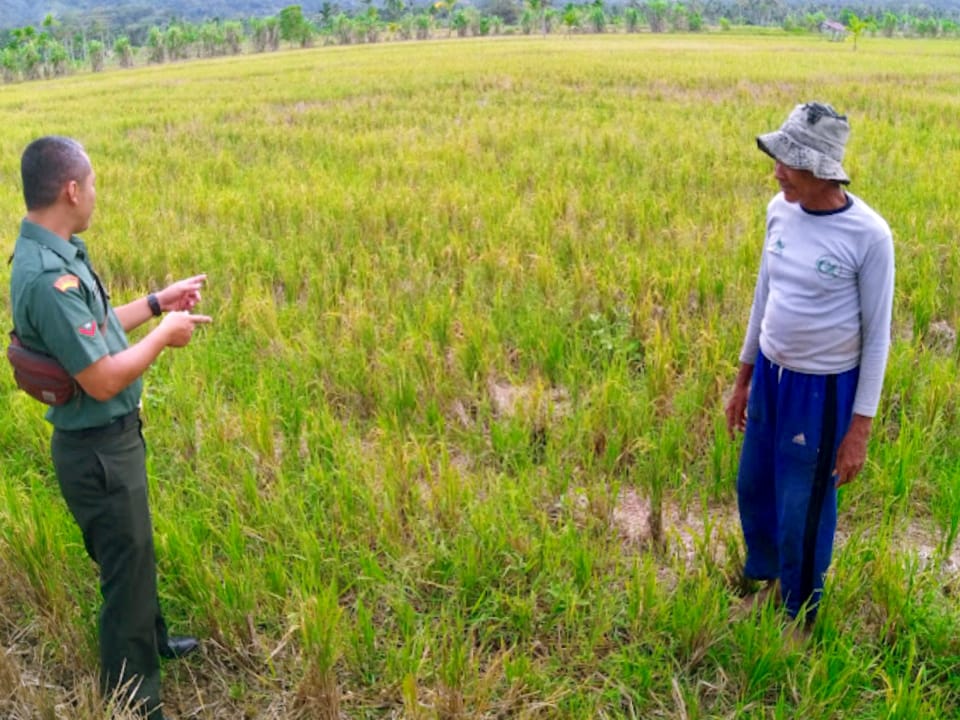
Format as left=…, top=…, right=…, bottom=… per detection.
left=880, top=12, right=899, bottom=37
left=526, top=0, right=550, bottom=35
left=588, top=0, right=606, bottom=32
left=645, top=0, right=669, bottom=32
left=432, top=0, right=459, bottom=36
left=414, top=13, right=432, bottom=39
left=114, top=36, right=134, bottom=68
left=164, top=25, right=187, bottom=61
left=87, top=40, right=104, bottom=72
left=199, top=22, right=226, bottom=57
left=146, top=26, right=165, bottom=63
left=251, top=18, right=271, bottom=52
left=20, top=41, right=42, bottom=80
left=1, top=47, right=19, bottom=83
left=846, top=13, right=868, bottom=49
left=450, top=9, right=469, bottom=36
left=332, top=13, right=354, bottom=44
left=224, top=22, right=244, bottom=54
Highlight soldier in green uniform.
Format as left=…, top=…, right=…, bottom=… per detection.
left=9, top=136, right=212, bottom=719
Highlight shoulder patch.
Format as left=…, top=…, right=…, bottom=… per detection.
left=78, top=321, right=97, bottom=337
left=54, top=274, right=81, bottom=293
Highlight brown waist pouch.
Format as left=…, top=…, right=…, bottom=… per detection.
left=7, top=330, right=78, bottom=406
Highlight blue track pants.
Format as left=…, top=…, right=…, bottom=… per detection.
left=736, top=350, right=858, bottom=621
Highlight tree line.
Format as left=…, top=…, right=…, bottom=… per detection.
left=1, top=2, right=959, bottom=83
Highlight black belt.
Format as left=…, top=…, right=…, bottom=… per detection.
left=56, top=409, right=140, bottom=439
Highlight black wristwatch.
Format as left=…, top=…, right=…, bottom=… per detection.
left=147, top=293, right=162, bottom=317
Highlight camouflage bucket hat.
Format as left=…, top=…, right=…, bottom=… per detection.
left=757, top=102, right=851, bottom=184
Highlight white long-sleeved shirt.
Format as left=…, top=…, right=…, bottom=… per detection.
left=739, top=192, right=894, bottom=417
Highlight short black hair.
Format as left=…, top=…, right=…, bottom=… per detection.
left=21, top=136, right=91, bottom=211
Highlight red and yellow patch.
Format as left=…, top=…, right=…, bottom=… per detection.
left=53, top=274, right=80, bottom=293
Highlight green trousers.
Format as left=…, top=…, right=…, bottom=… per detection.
left=51, top=411, right=165, bottom=720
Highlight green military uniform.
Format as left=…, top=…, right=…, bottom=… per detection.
left=10, top=219, right=166, bottom=719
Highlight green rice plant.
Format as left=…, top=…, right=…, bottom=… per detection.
left=879, top=639, right=934, bottom=720
left=934, top=467, right=960, bottom=560
left=295, top=582, right=343, bottom=719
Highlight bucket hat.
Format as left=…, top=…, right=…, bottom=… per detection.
left=757, top=102, right=850, bottom=184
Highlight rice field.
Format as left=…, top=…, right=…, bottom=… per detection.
left=1, top=32, right=960, bottom=719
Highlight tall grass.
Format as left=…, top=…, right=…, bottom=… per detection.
left=1, top=34, right=959, bottom=718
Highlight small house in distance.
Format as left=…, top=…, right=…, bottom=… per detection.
left=821, top=20, right=848, bottom=41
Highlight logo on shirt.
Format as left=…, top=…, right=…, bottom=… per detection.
left=768, top=236, right=785, bottom=256
left=816, top=255, right=842, bottom=279
left=78, top=321, right=96, bottom=337
left=54, top=274, right=80, bottom=293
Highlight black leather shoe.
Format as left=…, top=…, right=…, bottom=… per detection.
left=159, top=635, right=199, bottom=660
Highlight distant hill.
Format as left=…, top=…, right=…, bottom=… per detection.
left=3, top=0, right=960, bottom=33
left=0, top=1, right=299, bottom=31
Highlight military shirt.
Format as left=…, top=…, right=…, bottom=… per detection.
left=10, top=219, right=141, bottom=430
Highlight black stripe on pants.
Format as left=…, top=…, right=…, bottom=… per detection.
left=799, top=374, right=838, bottom=622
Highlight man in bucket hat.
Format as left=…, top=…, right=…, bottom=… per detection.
left=725, top=103, right=894, bottom=639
